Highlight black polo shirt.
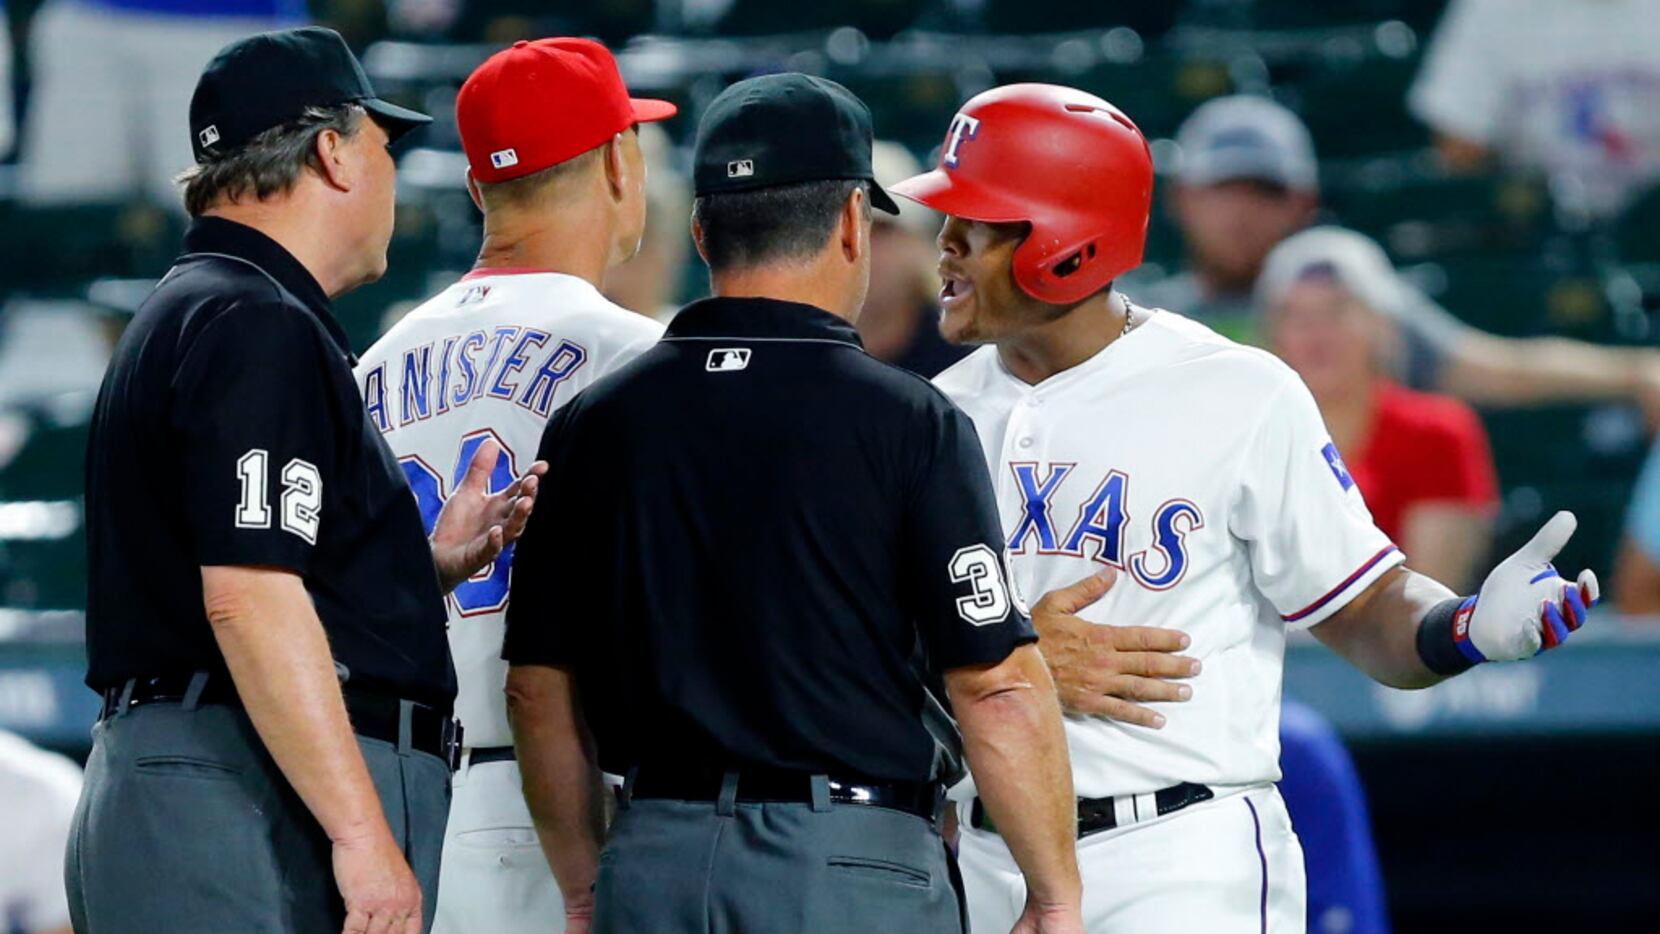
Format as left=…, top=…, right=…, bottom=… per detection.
left=83, top=217, right=456, bottom=709
left=503, top=296, right=1035, bottom=783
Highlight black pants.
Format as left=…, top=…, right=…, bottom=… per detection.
left=64, top=701, right=451, bottom=933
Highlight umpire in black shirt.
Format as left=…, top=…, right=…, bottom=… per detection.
left=503, top=74, right=1083, bottom=934
left=68, top=28, right=545, bottom=934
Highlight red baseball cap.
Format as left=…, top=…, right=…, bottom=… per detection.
left=457, top=38, right=677, bottom=184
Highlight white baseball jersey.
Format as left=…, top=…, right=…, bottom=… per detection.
left=934, top=307, right=1402, bottom=799
left=0, top=729, right=83, bottom=932
left=357, top=270, right=663, bottom=746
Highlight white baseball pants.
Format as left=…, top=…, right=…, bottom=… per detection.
left=957, top=784, right=1307, bottom=933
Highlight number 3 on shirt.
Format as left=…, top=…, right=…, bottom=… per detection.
left=398, top=430, right=517, bottom=616
left=950, top=544, right=1012, bottom=625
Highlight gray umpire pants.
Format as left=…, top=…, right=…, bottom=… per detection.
left=64, top=697, right=451, bottom=934
left=594, top=779, right=963, bottom=934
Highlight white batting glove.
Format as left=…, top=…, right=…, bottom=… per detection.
left=1458, top=511, right=1600, bottom=664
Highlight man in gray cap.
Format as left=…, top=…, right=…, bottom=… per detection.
left=1122, top=95, right=1320, bottom=343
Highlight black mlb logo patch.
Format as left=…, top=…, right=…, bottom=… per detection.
left=706, top=348, right=751, bottom=372
left=728, top=159, right=755, bottom=178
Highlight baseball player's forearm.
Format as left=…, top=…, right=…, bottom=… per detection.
left=505, top=664, right=606, bottom=908
left=1316, top=513, right=1599, bottom=687
left=946, top=644, right=1082, bottom=908
left=201, top=565, right=397, bottom=846
left=1311, top=567, right=1455, bottom=690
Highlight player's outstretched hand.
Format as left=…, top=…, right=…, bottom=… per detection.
left=1030, top=569, right=1200, bottom=728
left=1465, top=510, right=1600, bottom=662
left=1009, top=897, right=1085, bottom=934
left=430, top=438, right=549, bottom=593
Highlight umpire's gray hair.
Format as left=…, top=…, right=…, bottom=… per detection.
left=175, top=103, right=366, bottom=217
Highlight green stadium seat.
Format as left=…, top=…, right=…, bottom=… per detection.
left=1009, top=52, right=1235, bottom=142
left=0, top=202, right=183, bottom=298
left=827, top=67, right=971, bottom=152
left=709, top=0, right=924, bottom=39
left=1273, top=52, right=1427, bottom=159
left=1204, top=0, right=1448, bottom=33
left=1417, top=253, right=1611, bottom=340
left=978, top=0, right=1180, bottom=37
left=0, top=500, right=86, bottom=609
left=1613, top=184, right=1660, bottom=265
left=0, top=412, right=90, bottom=501
left=1324, top=160, right=1556, bottom=260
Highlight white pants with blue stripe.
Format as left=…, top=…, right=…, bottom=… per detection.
left=957, top=784, right=1307, bottom=933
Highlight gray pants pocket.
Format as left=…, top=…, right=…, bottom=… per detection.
left=827, top=855, right=933, bottom=889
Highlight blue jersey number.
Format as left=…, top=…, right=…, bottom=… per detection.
left=400, top=430, right=517, bottom=616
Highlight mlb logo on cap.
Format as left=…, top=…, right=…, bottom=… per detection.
left=456, top=37, right=677, bottom=184
left=199, top=125, right=221, bottom=148
left=728, top=159, right=755, bottom=178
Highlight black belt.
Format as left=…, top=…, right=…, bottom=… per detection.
left=99, top=673, right=464, bottom=771
left=630, top=765, right=942, bottom=822
left=468, top=745, right=516, bottom=765
left=970, top=782, right=1214, bottom=839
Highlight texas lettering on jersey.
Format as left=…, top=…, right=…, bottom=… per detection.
left=359, top=326, right=589, bottom=434
left=1007, top=462, right=1204, bottom=591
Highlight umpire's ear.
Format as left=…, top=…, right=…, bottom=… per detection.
left=690, top=215, right=711, bottom=266
left=839, top=184, right=869, bottom=264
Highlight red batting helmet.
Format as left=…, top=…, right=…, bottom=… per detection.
left=891, top=83, right=1154, bottom=306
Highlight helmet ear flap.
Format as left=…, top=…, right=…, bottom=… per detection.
left=1012, top=232, right=1113, bottom=305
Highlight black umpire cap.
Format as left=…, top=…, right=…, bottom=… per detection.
left=693, top=73, right=900, bottom=214
left=189, top=26, right=431, bottom=163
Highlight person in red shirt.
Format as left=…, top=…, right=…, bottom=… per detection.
left=1263, top=252, right=1500, bottom=591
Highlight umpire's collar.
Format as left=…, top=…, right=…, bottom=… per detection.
left=666, top=296, right=864, bottom=347
left=181, top=215, right=353, bottom=360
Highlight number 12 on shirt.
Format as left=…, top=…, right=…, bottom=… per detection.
left=398, top=429, right=518, bottom=615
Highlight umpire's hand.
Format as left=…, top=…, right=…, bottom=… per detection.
left=333, top=824, right=423, bottom=934
left=1030, top=570, right=1200, bottom=728
left=430, top=438, right=549, bottom=593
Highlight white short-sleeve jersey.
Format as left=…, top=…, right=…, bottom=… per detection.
left=356, top=270, right=664, bottom=745
left=933, top=308, right=1402, bottom=798
left=0, top=729, right=83, bottom=932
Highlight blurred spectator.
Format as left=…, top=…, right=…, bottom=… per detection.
left=1125, top=95, right=1319, bottom=344
left=854, top=140, right=965, bottom=377
left=1262, top=227, right=1498, bottom=590
left=18, top=0, right=305, bottom=206
left=1409, top=0, right=1660, bottom=218
left=1614, top=441, right=1660, bottom=615
left=1126, top=96, right=1660, bottom=420
left=0, top=728, right=82, bottom=934
left=604, top=122, right=692, bottom=320
left=1278, top=700, right=1390, bottom=934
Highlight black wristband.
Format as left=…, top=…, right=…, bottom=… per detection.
left=1415, top=596, right=1481, bottom=676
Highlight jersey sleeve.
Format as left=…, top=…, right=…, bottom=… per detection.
left=1230, top=374, right=1404, bottom=629
left=902, top=401, right=1037, bottom=670
left=1406, top=0, right=1505, bottom=144
left=170, top=304, right=340, bottom=572
left=502, top=402, right=586, bottom=668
